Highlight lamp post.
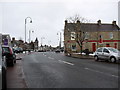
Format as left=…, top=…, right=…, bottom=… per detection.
left=41, top=37, right=45, bottom=46
left=40, top=37, right=45, bottom=51
left=25, top=17, right=32, bottom=53
left=48, top=40, right=51, bottom=46
left=25, top=17, right=32, bottom=43
left=29, top=30, right=34, bottom=44
left=57, top=31, right=62, bottom=49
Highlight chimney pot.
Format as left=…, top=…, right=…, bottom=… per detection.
left=77, top=20, right=80, bottom=23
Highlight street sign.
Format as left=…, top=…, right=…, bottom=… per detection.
left=4, top=39, right=8, bottom=45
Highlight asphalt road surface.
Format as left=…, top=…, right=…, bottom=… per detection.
left=22, top=52, right=118, bottom=88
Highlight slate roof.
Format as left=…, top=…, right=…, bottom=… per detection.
left=66, top=23, right=120, bottom=32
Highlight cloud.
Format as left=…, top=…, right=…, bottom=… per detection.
left=0, top=0, right=119, bottom=46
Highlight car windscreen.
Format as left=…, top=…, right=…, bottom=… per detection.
left=2, top=47, right=10, bottom=53
left=108, top=48, right=119, bottom=53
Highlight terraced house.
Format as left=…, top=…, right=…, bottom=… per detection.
left=64, top=20, right=120, bottom=54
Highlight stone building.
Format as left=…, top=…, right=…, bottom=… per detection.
left=64, top=20, right=120, bottom=54
left=11, top=37, right=24, bottom=49
left=11, top=37, right=39, bottom=51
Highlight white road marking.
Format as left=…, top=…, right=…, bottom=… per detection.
left=111, top=75, right=119, bottom=78
left=48, top=57, right=54, bottom=60
left=58, top=60, right=74, bottom=66
left=84, top=67, right=118, bottom=78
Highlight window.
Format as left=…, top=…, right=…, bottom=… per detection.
left=85, top=32, right=89, bottom=39
left=71, top=32, right=76, bottom=40
left=71, top=43, right=76, bottom=51
left=103, top=48, right=109, bottom=53
left=99, top=35, right=103, bottom=44
left=114, top=43, right=117, bottom=48
left=109, top=32, right=113, bottom=39
left=2, top=47, right=9, bottom=53
left=106, top=44, right=110, bottom=47
left=108, top=48, right=118, bottom=53
left=97, top=48, right=102, bottom=52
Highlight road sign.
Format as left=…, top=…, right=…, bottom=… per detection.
left=4, top=39, right=8, bottom=45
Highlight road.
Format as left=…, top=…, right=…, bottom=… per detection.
left=22, top=52, right=118, bottom=88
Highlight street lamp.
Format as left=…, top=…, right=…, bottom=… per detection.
left=48, top=40, right=51, bottom=46
left=25, top=17, right=32, bottom=43
left=29, top=30, right=34, bottom=44
left=41, top=37, right=45, bottom=46
left=57, top=31, right=62, bottom=49
left=25, top=17, right=32, bottom=53
left=40, top=37, right=45, bottom=51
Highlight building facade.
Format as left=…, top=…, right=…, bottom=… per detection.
left=11, top=37, right=39, bottom=51
left=64, top=20, right=120, bottom=54
left=11, top=37, right=25, bottom=49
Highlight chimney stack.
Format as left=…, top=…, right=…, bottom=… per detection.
left=97, top=20, right=101, bottom=25
left=77, top=20, right=80, bottom=23
left=65, top=20, right=67, bottom=25
left=112, top=21, right=116, bottom=25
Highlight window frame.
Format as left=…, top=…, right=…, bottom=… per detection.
left=96, top=48, right=102, bottom=52
left=71, top=32, right=76, bottom=40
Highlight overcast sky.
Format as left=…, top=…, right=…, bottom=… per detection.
left=0, top=0, right=119, bottom=47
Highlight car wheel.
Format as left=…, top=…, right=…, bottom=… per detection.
left=2, top=67, right=7, bottom=89
left=110, top=57, right=116, bottom=63
left=94, top=56, right=99, bottom=61
left=10, top=60, right=14, bottom=66
left=14, top=60, right=16, bottom=63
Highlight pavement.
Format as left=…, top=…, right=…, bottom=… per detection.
left=7, top=53, right=27, bottom=88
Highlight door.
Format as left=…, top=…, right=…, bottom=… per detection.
left=114, top=43, right=117, bottom=48
left=96, top=48, right=103, bottom=59
left=92, top=43, right=96, bottom=52
left=106, top=44, right=110, bottom=47
left=102, top=48, right=110, bottom=60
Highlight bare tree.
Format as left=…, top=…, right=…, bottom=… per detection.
left=67, top=14, right=90, bottom=54
left=67, top=14, right=90, bottom=23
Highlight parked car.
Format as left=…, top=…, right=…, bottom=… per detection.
left=94, top=47, right=120, bottom=63
left=55, top=49, right=60, bottom=53
left=2, top=45, right=16, bottom=66
left=0, top=45, right=7, bottom=89
left=13, top=47, right=23, bottom=53
left=38, top=50, right=46, bottom=52
left=60, top=49, right=64, bottom=52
